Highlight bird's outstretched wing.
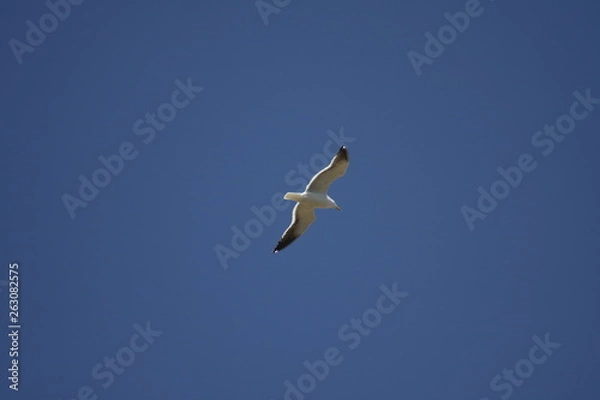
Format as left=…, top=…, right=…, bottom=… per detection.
left=272, top=203, right=316, bottom=253
left=305, top=146, right=349, bottom=193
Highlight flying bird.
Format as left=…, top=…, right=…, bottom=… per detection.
left=272, top=146, right=349, bottom=253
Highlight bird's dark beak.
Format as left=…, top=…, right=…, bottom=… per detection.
left=336, top=206, right=342, bottom=211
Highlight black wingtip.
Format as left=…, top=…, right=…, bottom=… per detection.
left=273, top=235, right=297, bottom=253
left=337, top=146, right=349, bottom=160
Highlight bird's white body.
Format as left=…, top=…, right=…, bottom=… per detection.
left=283, top=191, right=339, bottom=209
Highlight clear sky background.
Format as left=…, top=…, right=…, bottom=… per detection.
left=1, top=0, right=599, bottom=399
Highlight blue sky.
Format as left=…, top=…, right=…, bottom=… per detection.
left=1, top=0, right=599, bottom=399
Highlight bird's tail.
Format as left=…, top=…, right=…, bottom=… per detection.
left=284, top=192, right=303, bottom=202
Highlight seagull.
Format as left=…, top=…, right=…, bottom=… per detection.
left=272, top=146, right=349, bottom=253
